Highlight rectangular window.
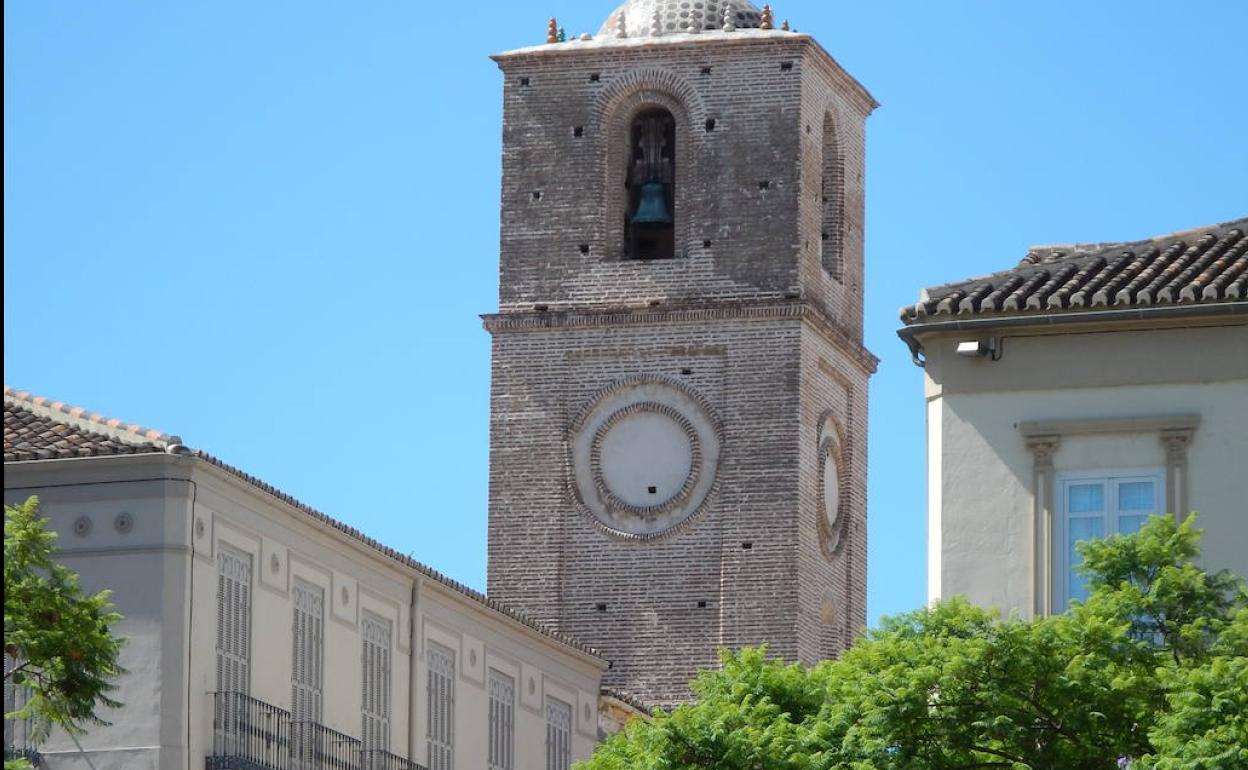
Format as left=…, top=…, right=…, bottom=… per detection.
left=216, top=547, right=252, bottom=694
left=545, top=697, right=572, bottom=770
left=291, top=581, right=324, bottom=719
left=487, top=669, right=515, bottom=770
left=362, top=615, right=393, bottom=754
left=1055, top=469, right=1164, bottom=612
left=427, top=642, right=455, bottom=770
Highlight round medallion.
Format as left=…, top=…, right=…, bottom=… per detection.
left=818, top=437, right=846, bottom=557
left=570, top=376, right=721, bottom=539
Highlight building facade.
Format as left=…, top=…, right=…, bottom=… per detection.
left=485, top=0, right=877, bottom=706
left=4, top=388, right=608, bottom=770
left=899, top=218, right=1248, bottom=617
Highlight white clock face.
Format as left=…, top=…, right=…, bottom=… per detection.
left=570, top=376, right=721, bottom=539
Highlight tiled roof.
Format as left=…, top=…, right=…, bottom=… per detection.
left=900, top=218, right=1247, bottom=325
left=3, top=386, right=604, bottom=662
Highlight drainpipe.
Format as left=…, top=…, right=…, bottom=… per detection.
left=408, top=575, right=423, bottom=766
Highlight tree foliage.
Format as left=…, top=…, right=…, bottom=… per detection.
left=4, top=497, right=125, bottom=768
left=581, top=515, right=1246, bottom=770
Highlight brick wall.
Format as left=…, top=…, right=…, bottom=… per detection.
left=486, top=30, right=876, bottom=705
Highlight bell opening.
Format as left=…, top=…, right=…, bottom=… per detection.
left=625, top=108, right=677, bottom=260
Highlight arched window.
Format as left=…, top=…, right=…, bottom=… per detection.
left=625, top=108, right=676, bottom=260
left=821, top=112, right=844, bottom=280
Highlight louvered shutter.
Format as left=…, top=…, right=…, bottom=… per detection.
left=361, top=615, right=392, bottom=753
left=487, top=670, right=514, bottom=770
left=291, top=581, right=324, bottom=723
left=215, top=547, right=252, bottom=695
left=426, top=643, right=455, bottom=770
left=545, top=698, right=571, bottom=770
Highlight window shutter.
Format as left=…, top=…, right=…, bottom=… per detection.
left=487, top=670, right=515, bottom=770
left=215, top=548, right=252, bottom=694
left=426, top=643, right=455, bottom=770
left=291, top=581, right=324, bottom=724
left=545, top=698, right=571, bottom=770
left=361, top=615, right=392, bottom=753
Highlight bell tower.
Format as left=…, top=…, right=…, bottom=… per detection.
left=484, top=0, right=878, bottom=706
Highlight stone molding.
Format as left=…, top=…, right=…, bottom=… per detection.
left=483, top=300, right=879, bottom=374
left=1021, top=413, right=1201, bottom=617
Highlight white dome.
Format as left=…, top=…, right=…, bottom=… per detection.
left=599, top=0, right=765, bottom=37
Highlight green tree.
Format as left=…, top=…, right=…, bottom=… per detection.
left=4, top=497, right=125, bottom=770
left=580, top=515, right=1245, bottom=770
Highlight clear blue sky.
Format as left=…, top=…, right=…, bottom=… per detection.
left=6, top=1, right=1246, bottom=625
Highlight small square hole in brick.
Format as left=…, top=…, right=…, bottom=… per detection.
left=648, top=486, right=658, bottom=495
left=589, top=73, right=601, bottom=83
left=596, top=603, right=608, bottom=612
left=519, top=77, right=531, bottom=86
left=697, top=600, right=708, bottom=609
left=532, top=191, right=542, bottom=201
left=759, top=181, right=771, bottom=190
left=705, top=118, right=716, bottom=132
left=573, top=126, right=584, bottom=137
left=702, top=240, right=712, bottom=249
left=741, top=542, right=754, bottom=550
left=534, top=304, right=549, bottom=312
left=700, top=66, right=712, bottom=75
left=579, top=244, right=590, bottom=255
left=780, top=61, right=794, bottom=72
left=681, top=367, right=693, bottom=376
left=822, top=232, right=831, bottom=241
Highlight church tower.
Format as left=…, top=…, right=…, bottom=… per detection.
left=484, top=0, right=877, bottom=706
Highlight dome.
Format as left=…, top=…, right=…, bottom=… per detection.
left=598, top=0, right=766, bottom=38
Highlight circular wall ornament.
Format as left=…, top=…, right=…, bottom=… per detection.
left=73, top=515, right=93, bottom=538
left=570, top=376, right=721, bottom=539
left=817, top=435, right=847, bottom=558
left=114, top=512, right=134, bottom=535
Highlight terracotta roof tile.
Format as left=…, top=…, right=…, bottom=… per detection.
left=900, top=217, right=1248, bottom=324
left=3, top=386, right=604, bottom=662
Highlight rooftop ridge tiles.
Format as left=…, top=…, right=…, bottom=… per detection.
left=3, top=385, right=181, bottom=447
left=900, top=217, right=1248, bottom=325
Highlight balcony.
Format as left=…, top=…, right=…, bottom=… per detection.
left=209, top=692, right=424, bottom=770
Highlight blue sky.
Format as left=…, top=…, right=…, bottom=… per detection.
left=5, top=0, right=1246, bottom=625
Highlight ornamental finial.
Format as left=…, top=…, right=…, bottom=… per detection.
left=760, top=4, right=774, bottom=30
left=781, top=19, right=790, bottom=31
left=723, top=3, right=736, bottom=31
left=651, top=8, right=663, bottom=36
left=614, top=11, right=628, bottom=38
left=546, top=17, right=559, bottom=43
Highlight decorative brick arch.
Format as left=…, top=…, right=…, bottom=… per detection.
left=593, top=68, right=707, bottom=260
left=820, top=110, right=846, bottom=280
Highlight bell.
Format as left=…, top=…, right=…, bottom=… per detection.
left=630, top=179, right=673, bottom=225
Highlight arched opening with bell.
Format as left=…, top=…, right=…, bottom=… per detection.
left=625, top=107, right=676, bottom=260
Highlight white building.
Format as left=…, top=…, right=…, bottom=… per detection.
left=899, top=218, right=1248, bottom=617
left=3, top=387, right=619, bottom=770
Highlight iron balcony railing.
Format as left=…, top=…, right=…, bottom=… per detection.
left=359, top=749, right=424, bottom=770
left=4, top=710, right=41, bottom=767
left=291, top=722, right=360, bottom=770
left=208, top=693, right=424, bottom=770
left=210, top=691, right=291, bottom=770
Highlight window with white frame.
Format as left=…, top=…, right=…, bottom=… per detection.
left=545, top=697, right=572, bottom=770
left=216, top=546, right=252, bottom=694
left=487, top=669, right=515, bottom=770
left=427, top=642, right=455, bottom=770
left=361, top=615, right=393, bottom=754
left=1055, top=469, right=1164, bottom=612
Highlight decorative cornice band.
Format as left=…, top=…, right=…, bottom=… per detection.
left=483, top=301, right=879, bottom=374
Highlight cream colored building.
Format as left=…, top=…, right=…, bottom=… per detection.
left=3, top=387, right=615, bottom=770
left=898, top=218, right=1248, bottom=617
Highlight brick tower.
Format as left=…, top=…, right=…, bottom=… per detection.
left=484, top=0, right=877, bottom=706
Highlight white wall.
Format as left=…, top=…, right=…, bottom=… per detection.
left=922, top=322, right=1248, bottom=615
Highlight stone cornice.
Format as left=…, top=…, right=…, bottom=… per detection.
left=482, top=300, right=879, bottom=374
